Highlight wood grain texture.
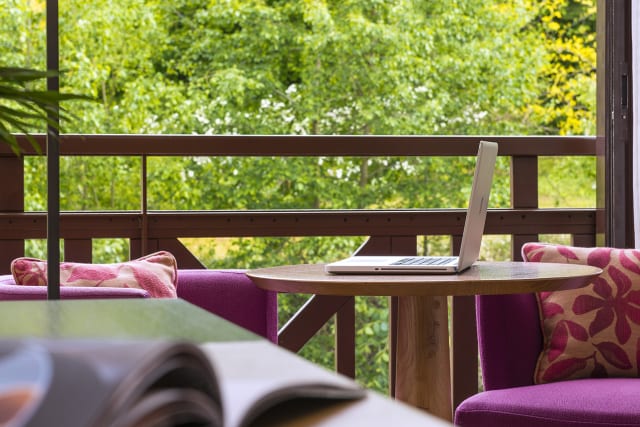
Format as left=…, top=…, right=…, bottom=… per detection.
left=248, top=262, right=602, bottom=297
left=395, top=295, right=452, bottom=421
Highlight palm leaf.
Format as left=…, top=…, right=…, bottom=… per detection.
left=0, top=66, right=94, bottom=155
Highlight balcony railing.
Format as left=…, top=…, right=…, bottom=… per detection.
left=0, top=134, right=598, bottom=410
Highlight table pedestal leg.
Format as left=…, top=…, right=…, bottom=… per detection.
left=394, top=295, right=452, bottom=421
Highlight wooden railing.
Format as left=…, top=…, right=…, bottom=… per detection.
left=0, top=134, right=598, bottom=413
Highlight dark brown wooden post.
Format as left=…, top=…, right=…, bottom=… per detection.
left=336, top=296, right=356, bottom=378
left=0, top=155, right=25, bottom=274
left=64, top=239, right=92, bottom=262
left=596, top=0, right=633, bottom=248
left=511, top=156, right=539, bottom=260
left=451, top=235, right=478, bottom=411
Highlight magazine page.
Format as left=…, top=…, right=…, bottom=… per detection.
left=0, top=339, right=223, bottom=427
left=0, top=339, right=367, bottom=427
left=0, top=339, right=449, bottom=427
left=202, top=341, right=366, bottom=427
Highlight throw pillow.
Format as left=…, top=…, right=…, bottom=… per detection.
left=522, top=243, right=640, bottom=383
left=11, top=251, right=177, bottom=298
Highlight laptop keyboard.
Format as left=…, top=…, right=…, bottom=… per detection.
left=391, top=257, right=457, bottom=266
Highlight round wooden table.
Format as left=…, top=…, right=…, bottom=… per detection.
left=248, top=261, right=602, bottom=421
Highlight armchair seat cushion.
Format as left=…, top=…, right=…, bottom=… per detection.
left=456, top=377, right=640, bottom=427
left=0, top=269, right=278, bottom=343
left=0, top=274, right=149, bottom=299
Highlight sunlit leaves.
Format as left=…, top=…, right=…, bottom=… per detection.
left=529, top=0, right=596, bottom=136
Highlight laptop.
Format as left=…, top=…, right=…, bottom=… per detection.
left=325, top=140, right=498, bottom=274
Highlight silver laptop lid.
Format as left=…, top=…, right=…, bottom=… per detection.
left=456, top=140, right=498, bottom=270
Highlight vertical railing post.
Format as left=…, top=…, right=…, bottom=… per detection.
left=0, top=155, right=25, bottom=274
left=451, top=235, right=478, bottom=411
left=141, top=154, right=148, bottom=256
left=64, top=239, right=92, bottom=262
left=573, top=233, right=597, bottom=247
left=336, top=296, right=356, bottom=378
left=511, top=156, right=539, bottom=259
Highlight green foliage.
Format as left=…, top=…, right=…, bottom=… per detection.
left=0, top=67, right=90, bottom=155
left=529, top=0, right=596, bottom=135
left=2, top=0, right=597, bottom=392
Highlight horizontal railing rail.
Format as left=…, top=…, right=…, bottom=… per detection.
left=0, top=209, right=596, bottom=239
left=1, top=134, right=596, bottom=156
left=0, top=134, right=598, bottom=417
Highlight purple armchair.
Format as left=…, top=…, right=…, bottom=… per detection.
left=453, top=293, right=640, bottom=426
left=0, top=269, right=277, bottom=343
left=177, top=269, right=277, bottom=343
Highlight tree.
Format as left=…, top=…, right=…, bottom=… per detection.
left=531, top=0, right=596, bottom=136
left=530, top=0, right=597, bottom=208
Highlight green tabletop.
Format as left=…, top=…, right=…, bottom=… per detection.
left=0, top=299, right=258, bottom=343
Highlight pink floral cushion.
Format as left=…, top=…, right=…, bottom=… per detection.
left=522, top=243, right=640, bottom=384
left=10, top=251, right=177, bottom=298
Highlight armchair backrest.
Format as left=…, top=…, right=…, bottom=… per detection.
left=476, top=293, right=542, bottom=390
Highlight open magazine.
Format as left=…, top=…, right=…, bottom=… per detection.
left=0, top=339, right=365, bottom=427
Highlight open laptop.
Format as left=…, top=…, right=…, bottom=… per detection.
left=325, top=140, right=498, bottom=274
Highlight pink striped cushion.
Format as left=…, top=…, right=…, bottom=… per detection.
left=11, top=251, right=177, bottom=298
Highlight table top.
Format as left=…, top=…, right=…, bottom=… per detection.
left=248, top=261, right=602, bottom=296
left=0, top=298, right=259, bottom=342
left=0, top=299, right=451, bottom=426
